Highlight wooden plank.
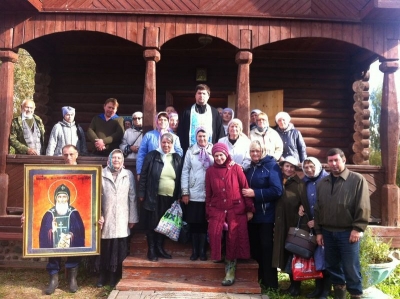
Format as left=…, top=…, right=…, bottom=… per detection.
left=352, top=24, right=363, bottom=48
left=137, top=15, right=145, bottom=45
left=175, top=16, right=185, bottom=37
left=197, top=16, right=207, bottom=35
left=300, top=22, right=312, bottom=38
left=206, top=18, right=217, bottom=38
left=65, top=14, right=75, bottom=31
left=95, top=14, right=107, bottom=33
left=290, top=21, right=301, bottom=38
left=249, top=20, right=259, bottom=49
left=331, top=22, right=343, bottom=41
left=54, top=13, right=65, bottom=33
left=257, top=20, right=269, bottom=46
left=185, top=16, right=197, bottom=34
left=85, top=14, right=96, bottom=32
left=23, top=17, right=35, bottom=44
left=362, top=23, right=374, bottom=52
left=321, top=22, right=332, bottom=39
left=216, top=18, right=228, bottom=44
left=127, top=15, right=139, bottom=44
left=75, top=14, right=85, bottom=31
left=12, top=16, right=25, bottom=48
left=44, top=14, right=56, bottom=35
left=106, top=15, right=117, bottom=36
left=227, top=18, right=239, bottom=48
left=342, top=23, right=353, bottom=44
left=164, top=16, right=176, bottom=45
left=373, top=24, right=384, bottom=56
left=311, top=21, right=322, bottom=37
left=154, top=15, right=165, bottom=46
left=269, top=20, right=280, bottom=43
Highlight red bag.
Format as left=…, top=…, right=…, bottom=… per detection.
left=292, top=254, right=323, bottom=281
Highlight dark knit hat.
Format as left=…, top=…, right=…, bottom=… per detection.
left=212, top=142, right=230, bottom=157
left=54, top=184, right=70, bottom=203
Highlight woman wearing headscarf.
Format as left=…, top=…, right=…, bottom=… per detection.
left=138, top=133, right=183, bottom=262
left=221, top=108, right=234, bottom=135
left=272, top=156, right=309, bottom=297
left=243, top=140, right=283, bottom=290
left=205, top=143, right=255, bottom=286
left=181, top=127, right=214, bottom=261
left=299, top=157, right=331, bottom=299
left=46, top=106, right=87, bottom=156
left=274, top=111, right=307, bottom=163
left=97, top=149, right=138, bottom=288
left=218, top=118, right=252, bottom=170
left=136, top=111, right=183, bottom=180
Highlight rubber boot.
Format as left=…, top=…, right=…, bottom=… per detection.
left=146, top=232, right=158, bottom=261
left=68, top=267, right=79, bottom=293
left=155, top=233, right=172, bottom=259
left=199, top=233, right=207, bottom=261
left=282, top=274, right=295, bottom=294
left=221, top=259, right=236, bottom=286
left=96, top=270, right=107, bottom=287
left=190, top=233, right=199, bottom=261
left=333, top=284, right=346, bottom=299
left=289, top=281, right=301, bottom=297
left=306, top=279, right=323, bottom=298
left=109, top=271, right=118, bottom=288
left=45, top=273, right=59, bottom=295
left=319, top=275, right=332, bottom=299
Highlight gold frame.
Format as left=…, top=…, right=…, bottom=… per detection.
left=23, top=164, right=102, bottom=258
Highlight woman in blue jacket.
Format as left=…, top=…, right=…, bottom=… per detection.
left=243, top=140, right=283, bottom=290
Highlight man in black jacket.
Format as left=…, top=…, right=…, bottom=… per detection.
left=177, top=84, right=224, bottom=154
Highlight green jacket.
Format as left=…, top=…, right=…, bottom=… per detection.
left=9, top=115, right=45, bottom=154
left=314, top=168, right=371, bottom=234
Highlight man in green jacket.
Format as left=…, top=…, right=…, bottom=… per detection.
left=86, top=98, right=124, bottom=156
left=9, top=99, right=45, bottom=155
left=314, top=148, right=371, bottom=299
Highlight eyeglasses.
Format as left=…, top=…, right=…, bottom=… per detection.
left=133, top=117, right=142, bottom=120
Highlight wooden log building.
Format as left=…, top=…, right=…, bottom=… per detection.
left=0, top=1, right=399, bottom=248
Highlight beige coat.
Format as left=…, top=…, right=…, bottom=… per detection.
left=101, top=167, right=138, bottom=239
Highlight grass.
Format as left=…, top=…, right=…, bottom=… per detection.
left=0, top=265, right=399, bottom=298
left=0, top=267, right=112, bottom=299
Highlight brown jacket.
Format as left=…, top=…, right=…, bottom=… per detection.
left=314, top=168, right=371, bottom=234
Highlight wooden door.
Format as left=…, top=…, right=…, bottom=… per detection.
left=228, top=90, right=284, bottom=127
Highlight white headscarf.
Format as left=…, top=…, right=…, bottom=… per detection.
left=302, top=157, right=323, bottom=178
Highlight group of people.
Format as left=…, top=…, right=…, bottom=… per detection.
left=13, top=84, right=371, bottom=299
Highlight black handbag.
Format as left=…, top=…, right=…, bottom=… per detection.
left=285, top=214, right=317, bottom=259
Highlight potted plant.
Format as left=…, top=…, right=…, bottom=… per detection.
left=359, top=228, right=400, bottom=298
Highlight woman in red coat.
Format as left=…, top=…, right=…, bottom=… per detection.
left=205, top=142, right=255, bottom=286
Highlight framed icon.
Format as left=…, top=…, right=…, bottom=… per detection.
left=23, top=164, right=102, bottom=258
left=196, top=67, right=207, bottom=81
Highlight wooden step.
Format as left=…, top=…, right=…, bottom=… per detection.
left=117, top=277, right=261, bottom=293
left=120, top=256, right=260, bottom=293
left=123, top=232, right=261, bottom=293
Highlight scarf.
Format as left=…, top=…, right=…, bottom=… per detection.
left=189, top=104, right=213, bottom=147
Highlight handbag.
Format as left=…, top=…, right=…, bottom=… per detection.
left=285, top=214, right=317, bottom=259
left=154, top=201, right=183, bottom=241
left=314, top=245, right=326, bottom=271
left=178, top=221, right=191, bottom=244
left=292, top=254, right=324, bottom=281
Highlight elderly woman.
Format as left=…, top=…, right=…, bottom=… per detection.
left=46, top=106, right=87, bottom=156
left=218, top=118, right=251, bottom=170
left=138, top=133, right=183, bottom=261
left=243, top=140, right=283, bottom=290
left=136, top=111, right=183, bottom=180
left=97, top=149, right=138, bottom=288
left=299, top=157, right=330, bottom=299
left=205, top=143, right=255, bottom=286
left=181, top=127, right=214, bottom=261
left=119, top=111, right=143, bottom=159
left=221, top=108, right=234, bottom=135
left=275, top=111, right=307, bottom=163
left=272, top=156, right=309, bottom=297
left=169, top=112, right=179, bottom=134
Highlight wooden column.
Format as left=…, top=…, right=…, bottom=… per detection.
left=379, top=60, right=400, bottom=226
left=142, top=27, right=160, bottom=133
left=0, top=50, right=18, bottom=216
left=235, top=30, right=252, bottom=136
